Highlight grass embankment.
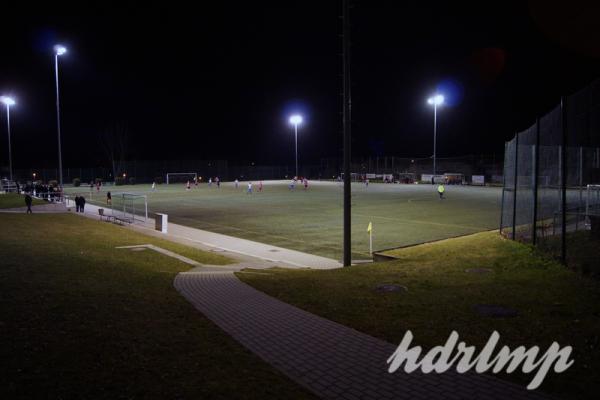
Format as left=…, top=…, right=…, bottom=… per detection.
left=0, top=193, right=45, bottom=209
left=238, top=231, right=600, bottom=399
left=0, top=214, right=314, bottom=399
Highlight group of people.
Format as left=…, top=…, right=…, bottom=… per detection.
left=289, top=177, right=309, bottom=190
left=207, top=177, right=221, bottom=188
left=74, top=195, right=87, bottom=212
left=245, top=181, right=264, bottom=194
left=23, top=182, right=63, bottom=201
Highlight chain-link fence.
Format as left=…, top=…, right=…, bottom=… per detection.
left=501, top=80, right=600, bottom=274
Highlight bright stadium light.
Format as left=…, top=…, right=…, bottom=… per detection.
left=289, top=115, right=302, bottom=125
left=54, top=44, right=68, bottom=188
left=427, top=93, right=445, bottom=176
left=289, top=114, right=303, bottom=177
left=1, top=95, right=16, bottom=181
left=427, top=94, right=444, bottom=106
left=54, top=45, right=67, bottom=56
left=1, top=96, right=16, bottom=106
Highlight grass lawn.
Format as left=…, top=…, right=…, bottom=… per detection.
left=237, top=231, right=600, bottom=399
left=0, top=192, right=45, bottom=209
left=0, top=213, right=314, bottom=399
left=66, top=181, right=501, bottom=260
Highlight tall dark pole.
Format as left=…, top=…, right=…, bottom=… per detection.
left=55, top=53, right=64, bottom=188
left=560, top=96, right=567, bottom=264
left=433, top=103, right=437, bottom=175
left=342, top=0, right=352, bottom=266
left=295, top=123, right=298, bottom=177
left=5, top=104, right=13, bottom=182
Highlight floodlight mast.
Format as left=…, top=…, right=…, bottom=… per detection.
left=427, top=94, right=444, bottom=176
left=289, top=115, right=302, bottom=177
left=54, top=44, right=67, bottom=187
left=342, top=0, right=352, bottom=267
left=1, top=96, right=16, bottom=181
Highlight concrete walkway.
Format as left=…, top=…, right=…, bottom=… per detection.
left=67, top=200, right=342, bottom=269
left=175, top=271, right=552, bottom=400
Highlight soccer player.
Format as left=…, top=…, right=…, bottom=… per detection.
left=186, top=181, right=191, bottom=191
left=216, top=177, right=220, bottom=188
left=304, top=178, right=308, bottom=190
left=194, top=176, right=198, bottom=186
left=107, top=191, right=112, bottom=205
left=151, top=182, right=156, bottom=191
left=438, top=184, right=445, bottom=199
left=235, top=179, right=239, bottom=188
left=365, top=178, right=369, bottom=188
left=247, top=182, right=253, bottom=194
left=259, top=181, right=263, bottom=192
left=289, top=179, right=295, bottom=191
left=208, top=178, right=212, bottom=187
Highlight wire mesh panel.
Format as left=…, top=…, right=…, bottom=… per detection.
left=535, top=105, right=563, bottom=258
left=515, top=123, right=537, bottom=242
left=500, top=138, right=517, bottom=238
left=504, top=79, right=600, bottom=273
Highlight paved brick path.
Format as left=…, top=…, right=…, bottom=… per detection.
left=175, top=271, right=553, bottom=400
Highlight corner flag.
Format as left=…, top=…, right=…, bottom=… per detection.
left=367, top=222, right=373, bottom=255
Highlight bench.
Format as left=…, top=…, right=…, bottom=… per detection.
left=98, top=208, right=131, bottom=225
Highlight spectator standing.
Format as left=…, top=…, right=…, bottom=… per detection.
left=24, top=193, right=33, bottom=214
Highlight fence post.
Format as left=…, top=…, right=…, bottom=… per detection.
left=512, top=132, right=519, bottom=240
left=499, top=142, right=507, bottom=233
left=579, top=146, right=584, bottom=210
left=561, top=96, right=568, bottom=264
left=532, top=118, right=540, bottom=245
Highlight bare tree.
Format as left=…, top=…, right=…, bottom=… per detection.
left=100, top=122, right=129, bottom=180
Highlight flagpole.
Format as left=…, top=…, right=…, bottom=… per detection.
left=367, top=221, right=373, bottom=255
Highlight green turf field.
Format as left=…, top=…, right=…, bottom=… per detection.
left=66, top=181, right=501, bottom=260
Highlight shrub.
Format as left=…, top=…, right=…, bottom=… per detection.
left=72, top=178, right=81, bottom=187
left=115, top=177, right=125, bottom=186
left=128, top=177, right=136, bottom=185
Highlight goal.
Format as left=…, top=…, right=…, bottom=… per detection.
left=166, top=172, right=197, bottom=185
left=110, top=192, right=148, bottom=223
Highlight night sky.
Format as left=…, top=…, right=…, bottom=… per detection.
left=1, top=2, right=600, bottom=169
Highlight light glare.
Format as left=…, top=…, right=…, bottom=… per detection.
left=289, top=115, right=303, bottom=125
left=0, top=96, right=16, bottom=106
left=54, top=45, right=67, bottom=55
left=427, top=94, right=444, bottom=106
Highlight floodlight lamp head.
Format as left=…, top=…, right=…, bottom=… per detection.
left=54, top=45, right=67, bottom=56
left=289, top=115, right=303, bottom=125
left=427, top=94, right=444, bottom=106
left=0, top=96, right=16, bottom=106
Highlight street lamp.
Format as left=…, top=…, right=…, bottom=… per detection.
left=289, top=114, right=302, bottom=178
left=427, top=94, right=444, bottom=176
left=54, top=44, right=67, bottom=187
left=1, top=96, right=16, bottom=181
